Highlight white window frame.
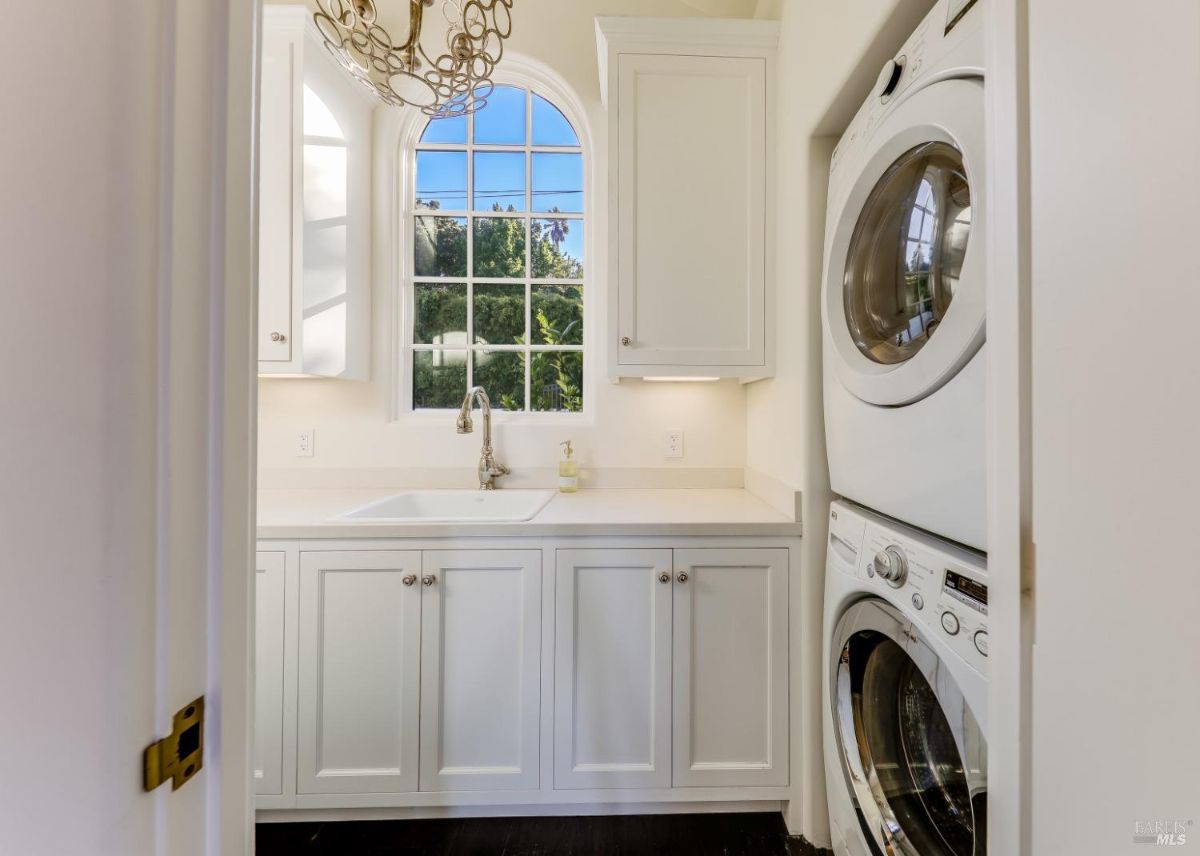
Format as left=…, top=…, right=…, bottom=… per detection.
left=383, top=57, right=594, bottom=422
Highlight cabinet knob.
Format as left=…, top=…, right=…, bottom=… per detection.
left=422, top=574, right=436, bottom=587
left=676, top=571, right=689, bottom=584
left=657, top=571, right=670, bottom=584
left=270, top=331, right=286, bottom=342
left=620, top=336, right=631, bottom=346
left=402, top=574, right=417, bottom=587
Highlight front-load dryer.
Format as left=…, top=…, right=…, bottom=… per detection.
left=822, top=0, right=987, bottom=550
left=822, top=499, right=988, bottom=855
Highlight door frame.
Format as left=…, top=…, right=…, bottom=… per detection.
left=216, top=0, right=259, bottom=851
left=982, top=0, right=1033, bottom=853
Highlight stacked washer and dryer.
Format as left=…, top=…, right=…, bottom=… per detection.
left=819, top=1, right=989, bottom=854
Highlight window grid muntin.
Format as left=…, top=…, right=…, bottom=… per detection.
left=410, top=86, right=584, bottom=413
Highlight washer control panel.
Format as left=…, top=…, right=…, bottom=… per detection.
left=849, top=506, right=988, bottom=674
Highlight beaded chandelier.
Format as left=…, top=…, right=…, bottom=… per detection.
left=314, top=0, right=514, bottom=117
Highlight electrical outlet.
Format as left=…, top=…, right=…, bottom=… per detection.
left=295, top=429, right=315, bottom=458
left=663, top=429, right=684, bottom=459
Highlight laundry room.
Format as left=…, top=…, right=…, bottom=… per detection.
left=6, top=1, right=1200, bottom=855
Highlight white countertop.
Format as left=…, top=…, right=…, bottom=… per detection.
left=257, top=488, right=802, bottom=539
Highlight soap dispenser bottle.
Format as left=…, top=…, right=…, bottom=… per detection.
left=558, top=440, right=579, bottom=493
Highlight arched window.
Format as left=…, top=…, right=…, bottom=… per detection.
left=405, top=84, right=585, bottom=413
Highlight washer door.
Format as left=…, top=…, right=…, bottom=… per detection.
left=825, top=79, right=985, bottom=406
left=830, top=598, right=987, bottom=856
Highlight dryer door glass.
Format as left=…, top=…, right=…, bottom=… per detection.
left=844, top=141, right=971, bottom=365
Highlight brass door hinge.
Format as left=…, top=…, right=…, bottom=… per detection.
left=143, top=696, right=204, bottom=792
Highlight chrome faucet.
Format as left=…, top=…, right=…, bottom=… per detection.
left=456, top=386, right=510, bottom=490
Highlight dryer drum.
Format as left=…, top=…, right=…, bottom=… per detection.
left=832, top=599, right=987, bottom=855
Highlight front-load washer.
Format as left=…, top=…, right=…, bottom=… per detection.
left=822, top=499, right=987, bottom=856
left=822, top=0, right=987, bottom=550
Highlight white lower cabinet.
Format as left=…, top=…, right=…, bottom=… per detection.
left=294, top=548, right=542, bottom=797
left=297, top=551, right=423, bottom=794
left=672, top=548, right=789, bottom=787
left=419, top=550, right=541, bottom=792
left=261, top=539, right=792, bottom=811
left=554, top=547, right=788, bottom=790
left=554, top=549, right=673, bottom=789
left=254, top=552, right=286, bottom=796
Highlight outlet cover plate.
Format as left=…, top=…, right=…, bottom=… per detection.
left=663, top=429, right=684, bottom=459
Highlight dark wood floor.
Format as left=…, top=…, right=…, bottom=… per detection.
left=256, top=812, right=831, bottom=856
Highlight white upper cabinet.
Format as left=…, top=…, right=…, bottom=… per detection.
left=258, top=7, right=371, bottom=378
left=597, top=18, right=778, bottom=379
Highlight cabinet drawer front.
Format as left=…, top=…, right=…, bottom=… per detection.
left=297, top=551, right=422, bottom=794
left=254, top=552, right=287, bottom=796
left=672, top=548, right=789, bottom=787
left=554, top=549, right=672, bottom=789
left=615, top=53, right=766, bottom=368
left=419, top=550, right=542, bottom=792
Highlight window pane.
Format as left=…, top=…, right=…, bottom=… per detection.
left=420, top=114, right=467, bottom=144
left=473, top=217, right=526, bottom=277
left=531, top=218, right=583, bottom=279
left=413, top=283, right=467, bottom=345
left=532, top=94, right=578, bottom=146
left=532, top=153, right=582, bottom=213
left=473, top=283, right=526, bottom=346
left=416, top=151, right=467, bottom=210
left=473, top=350, right=525, bottom=411
left=531, top=351, right=583, bottom=413
left=473, top=152, right=526, bottom=212
left=414, top=216, right=468, bottom=277
left=304, top=144, right=347, bottom=221
left=304, top=86, right=343, bottom=138
left=473, top=85, right=525, bottom=145
left=532, top=285, right=583, bottom=346
left=413, top=350, right=467, bottom=409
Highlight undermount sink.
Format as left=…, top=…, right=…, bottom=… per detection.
left=335, top=489, right=555, bottom=524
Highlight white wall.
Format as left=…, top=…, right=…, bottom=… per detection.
left=1027, top=2, right=1200, bottom=852
left=745, top=0, right=936, bottom=840
left=258, top=0, right=754, bottom=488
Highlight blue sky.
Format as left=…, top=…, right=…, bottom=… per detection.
left=415, top=86, right=582, bottom=215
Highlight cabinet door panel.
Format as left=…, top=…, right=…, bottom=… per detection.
left=254, top=552, right=286, bottom=795
left=419, top=551, right=541, bottom=792
left=616, top=53, right=766, bottom=368
left=672, top=548, right=788, bottom=787
left=258, top=21, right=301, bottom=365
left=297, top=551, right=421, bottom=794
left=554, top=549, right=672, bottom=789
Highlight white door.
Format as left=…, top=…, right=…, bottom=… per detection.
left=615, top=53, right=767, bottom=369
left=419, top=551, right=541, bottom=792
left=254, top=553, right=287, bottom=795
left=823, top=79, right=986, bottom=406
left=297, top=551, right=422, bottom=794
left=1, top=0, right=256, bottom=853
left=554, top=549, right=672, bottom=789
left=672, top=548, right=789, bottom=787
